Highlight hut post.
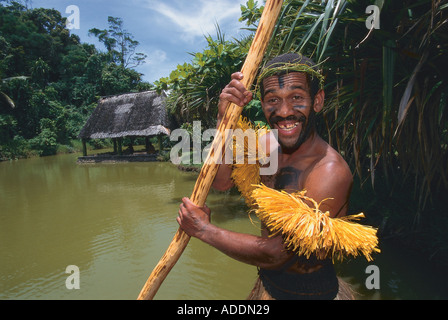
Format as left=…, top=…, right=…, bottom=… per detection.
left=82, top=139, right=87, bottom=157
left=145, top=137, right=150, bottom=154
left=157, top=135, right=162, bottom=152
left=117, top=138, right=123, bottom=155
left=130, top=137, right=135, bottom=154
left=113, top=138, right=118, bottom=154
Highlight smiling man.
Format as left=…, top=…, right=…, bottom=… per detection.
left=177, top=53, right=355, bottom=300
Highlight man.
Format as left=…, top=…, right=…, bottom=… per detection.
left=176, top=53, right=354, bottom=299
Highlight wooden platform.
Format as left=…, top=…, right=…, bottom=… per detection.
left=77, top=153, right=159, bottom=164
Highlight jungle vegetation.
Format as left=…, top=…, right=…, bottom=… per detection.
left=0, top=1, right=151, bottom=158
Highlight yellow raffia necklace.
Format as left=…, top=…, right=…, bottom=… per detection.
left=230, top=117, right=380, bottom=261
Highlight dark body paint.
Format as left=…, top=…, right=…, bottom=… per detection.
left=278, top=74, right=285, bottom=88
left=261, top=166, right=301, bottom=192
left=293, top=105, right=306, bottom=111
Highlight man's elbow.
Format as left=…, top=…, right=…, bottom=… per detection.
left=212, top=179, right=234, bottom=192
left=257, top=238, right=292, bottom=270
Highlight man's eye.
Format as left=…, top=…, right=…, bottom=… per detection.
left=268, top=98, right=279, bottom=104
left=293, top=95, right=303, bottom=100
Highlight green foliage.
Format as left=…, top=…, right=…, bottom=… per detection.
left=31, top=57, right=50, bottom=88
left=239, top=0, right=263, bottom=28
left=0, top=113, right=17, bottom=143
left=101, top=63, right=142, bottom=96
left=0, top=134, right=30, bottom=160
left=154, top=27, right=251, bottom=128
left=242, top=99, right=266, bottom=127
left=88, top=16, right=147, bottom=68
left=29, top=118, right=58, bottom=156
left=0, top=2, right=152, bottom=159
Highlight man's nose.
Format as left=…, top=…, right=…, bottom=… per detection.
left=276, top=100, right=295, bottom=118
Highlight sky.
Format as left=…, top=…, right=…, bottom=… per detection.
left=32, top=0, right=251, bottom=83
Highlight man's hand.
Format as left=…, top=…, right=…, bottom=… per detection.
left=177, top=197, right=211, bottom=239
left=217, top=72, right=253, bottom=122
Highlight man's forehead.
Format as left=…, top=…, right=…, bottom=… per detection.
left=262, top=72, right=309, bottom=90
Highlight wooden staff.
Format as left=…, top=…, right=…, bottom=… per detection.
left=137, top=0, right=284, bottom=300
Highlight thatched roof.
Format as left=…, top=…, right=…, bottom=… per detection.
left=78, top=91, right=170, bottom=139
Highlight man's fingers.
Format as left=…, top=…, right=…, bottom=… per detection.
left=178, top=207, right=183, bottom=219
left=176, top=209, right=182, bottom=226
left=181, top=197, right=211, bottom=216
left=182, top=197, right=198, bottom=211
left=244, top=91, right=253, bottom=104
left=220, top=87, right=252, bottom=107
left=217, top=72, right=252, bottom=118
left=219, top=92, right=244, bottom=108
left=228, top=78, right=248, bottom=95
left=230, top=72, right=244, bottom=81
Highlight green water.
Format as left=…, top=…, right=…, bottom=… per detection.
left=1, top=153, right=447, bottom=300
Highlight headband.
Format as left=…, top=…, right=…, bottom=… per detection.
left=256, top=61, right=325, bottom=92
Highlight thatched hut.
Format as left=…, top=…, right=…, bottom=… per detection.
left=78, top=91, right=171, bottom=158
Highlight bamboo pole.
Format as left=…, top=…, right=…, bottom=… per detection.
left=137, top=0, right=284, bottom=300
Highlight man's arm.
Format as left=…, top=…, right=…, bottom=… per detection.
left=212, top=72, right=253, bottom=192
left=304, top=156, right=353, bottom=218
left=212, top=164, right=234, bottom=191
left=177, top=197, right=292, bottom=269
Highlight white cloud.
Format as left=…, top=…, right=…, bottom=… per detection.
left=125, top=0, right=251, bottom=82
left=139, top=0, right=246, bottom=42
left=147, top=49, right=168, bottom=65
left=135, top=49, right=170, bottom=81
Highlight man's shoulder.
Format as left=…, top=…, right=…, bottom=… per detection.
left=310, top=145, right=352, bottom=183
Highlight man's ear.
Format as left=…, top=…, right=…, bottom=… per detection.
left=313, top=89, right=325, bottom=113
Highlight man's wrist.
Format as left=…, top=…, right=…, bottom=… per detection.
left=196, top=222, right=216, bottom=243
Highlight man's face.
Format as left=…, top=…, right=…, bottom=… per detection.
left=261, top=72, right=317, bottom=153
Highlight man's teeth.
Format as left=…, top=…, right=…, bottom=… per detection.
left=278, top=122, right=299, bottom=130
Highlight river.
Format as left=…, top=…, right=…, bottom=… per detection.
left=1, top=153, right=447, bottom=300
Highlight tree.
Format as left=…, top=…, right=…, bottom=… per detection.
left=154, top=26, right=251, bottom=128
left=89, top=16, right=147, bottom=68
left=0, top=3, right=152, bottom=159
left=31, top=57, right=49, bottom=88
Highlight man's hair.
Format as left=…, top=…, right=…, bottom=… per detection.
left=258, top=53, right=322, bottom=101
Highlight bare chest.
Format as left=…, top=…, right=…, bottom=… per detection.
left=261, top=163, right=308, bottom=192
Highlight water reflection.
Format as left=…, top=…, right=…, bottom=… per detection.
left=0, top=153, right=447, bottom=300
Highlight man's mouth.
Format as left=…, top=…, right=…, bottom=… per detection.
left=277, top=122, right=300, bottom=131
left=271, top=115, right=306, bottom=134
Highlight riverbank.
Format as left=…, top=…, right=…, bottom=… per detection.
left=1, top=139, right=164, bottom=163
left=176, top=163, right=202, bottom=173
left=0, top=139, right=104, bottom=162
left=77, top=152, right=159, bottom=164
